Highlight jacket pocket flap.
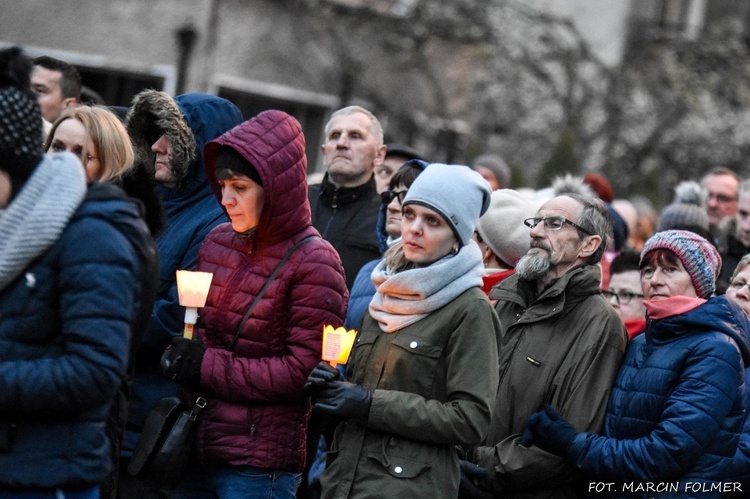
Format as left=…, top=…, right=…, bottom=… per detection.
left=367, top=450, right=431, bottom=478
left=391, top=334, right=442, bottom=358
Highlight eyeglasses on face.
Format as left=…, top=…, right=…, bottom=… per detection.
left=707, top=192, right=737, bottom=204
left=602, top=289, right=644, bottom=305
left=729, top=279, right=750, bottom=292
left=381, top=189, right=408, bottom=205
left=523, top=216, right=592, bottom=235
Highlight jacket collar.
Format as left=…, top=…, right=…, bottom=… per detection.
left=491, top=264, right=602, bottom=311
left=318, top=173, right=377, bottom=209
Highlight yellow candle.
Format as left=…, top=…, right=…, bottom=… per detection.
left=321, top=325, right=357, bottom=367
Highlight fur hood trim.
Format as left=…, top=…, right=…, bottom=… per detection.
left=125, top=90, right=195, bottom=185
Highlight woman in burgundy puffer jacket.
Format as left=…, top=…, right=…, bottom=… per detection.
left=161, top=110, right=348, bottom=498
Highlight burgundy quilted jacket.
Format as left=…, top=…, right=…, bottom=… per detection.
left=194, top=110, right=348, bottom=471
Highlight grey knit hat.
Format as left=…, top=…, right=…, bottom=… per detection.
left=402, top=163, right=491, bottom=246
left=476, top=189, right=538, bottom=267
left=657, top=181, right=709, bottom=233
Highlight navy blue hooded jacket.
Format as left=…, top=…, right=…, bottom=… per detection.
left=123, top=91, right=243, bottom=453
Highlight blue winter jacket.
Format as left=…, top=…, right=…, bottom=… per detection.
left=123, top=92, right=243, bottom=454
left=0, top=186, right=145, bottom=488
left=569, top=296, right=750, bottom=498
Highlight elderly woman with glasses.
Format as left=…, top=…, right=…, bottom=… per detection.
left=523, top=230, right=750, bottom=498
left=602, top=249, right=647, bottom=340
left=725, top=253, right=750, bottom=493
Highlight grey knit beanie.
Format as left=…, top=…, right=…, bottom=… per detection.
left=657, top=181, right=709, bottom=232
left=476, top=189, right=538, bottom=267
left=402, top=163, right=491, bottom=246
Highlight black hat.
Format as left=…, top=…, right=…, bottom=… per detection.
left=215, top=146, right=263, bottom=187
left=0, top=47, right=43, bottom=193
left=385, top=143, right=424, bottom=161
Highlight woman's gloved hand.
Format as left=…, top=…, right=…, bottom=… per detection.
left=160, top=336, right=205, bottom=389
left=312, top=381, right=372, bottom=420
left=304, top=361, right=342, bottom=394
left=521, top=405, right=578, bottom=457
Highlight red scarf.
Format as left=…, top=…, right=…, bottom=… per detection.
left=624, top=318, right=647, bottom=340
left=482, top=269, right=515, bottom=296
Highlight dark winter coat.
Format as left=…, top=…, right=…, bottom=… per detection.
left=569, top=296, right=750, bottom=498
left=309, top=174, right=381, bottom=290
left=475, top=265, right=628, bottom=498
left=194, top=110, right=348, bottom=471
left=122, top=92, right=243, bottom=454
left=0, top=180, right=146, bottom=488
left=718, top=228, right=750, bottom=295
left=320, top=287, right=500, bottom=499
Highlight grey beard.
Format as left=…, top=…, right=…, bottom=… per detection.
left=516, top=250, right=551, bottom=281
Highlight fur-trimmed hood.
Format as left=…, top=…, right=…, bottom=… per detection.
left=125, top=90, right=242, bottom=196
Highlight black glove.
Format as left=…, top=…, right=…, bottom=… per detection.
left=312, top=381, right=372, bottom=420
left=161, top=337, right=205, bottom=389
left=458, top=460, right=495, bottom=499
left=521, top=405, right=578, bottom=457
left=304, top=361, right=343, bottom=394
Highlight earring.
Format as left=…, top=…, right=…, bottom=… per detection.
left=451, top=244, right=459, bottom=255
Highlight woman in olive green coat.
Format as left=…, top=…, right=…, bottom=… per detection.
left=307, top=164, right=500, bottom=498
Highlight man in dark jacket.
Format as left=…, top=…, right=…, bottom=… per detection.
left=120, top=90, right=243, bottom=497
left=717, top=179, right=750, bottom=294
left=308, top=105, right=386, bottom=290
left=459, top=194, right=627, bottom=499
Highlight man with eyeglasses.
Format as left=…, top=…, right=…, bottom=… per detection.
left=603, top=249, right=646, bottom=340
left=717, top=178, right=750, bottom=294
left=702, top=167, right=740, bottom=238
left=459, top=194, right=627, bottom=499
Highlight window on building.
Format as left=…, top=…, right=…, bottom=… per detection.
left=77, top=67, right=165, bottom=108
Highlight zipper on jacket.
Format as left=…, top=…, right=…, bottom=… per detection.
left=322, top=190, right=338, bottom=238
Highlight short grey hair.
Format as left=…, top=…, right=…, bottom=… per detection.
left=324, top=105, right=384, bottom=145
left=566, top=193, right=613, bottom=264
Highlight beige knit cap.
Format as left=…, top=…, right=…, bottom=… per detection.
left=475, top=189, right=538, bottom=267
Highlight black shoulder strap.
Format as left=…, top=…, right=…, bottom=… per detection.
left=227, top=235, right=317, bottom=351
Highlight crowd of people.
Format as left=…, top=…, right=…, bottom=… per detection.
left=2, top=44, right=750, bottom=499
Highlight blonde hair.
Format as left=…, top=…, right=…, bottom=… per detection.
left=382, top=240, right=416, bottom=274
left=45, top=106, right=134, bottom=182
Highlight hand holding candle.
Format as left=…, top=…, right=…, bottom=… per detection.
left=321, top=325, right=357, bottom=367
left=175, top=270, right=213, bottom=339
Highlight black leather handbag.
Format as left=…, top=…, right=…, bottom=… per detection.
left=127, top=235, right=316, bottom=487
left=127, top=395, right=206, bottom=488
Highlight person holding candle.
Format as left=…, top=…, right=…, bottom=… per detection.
left=306, top=164, right=500, bottom=498
left=159, top=110, right=348, bottom=498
